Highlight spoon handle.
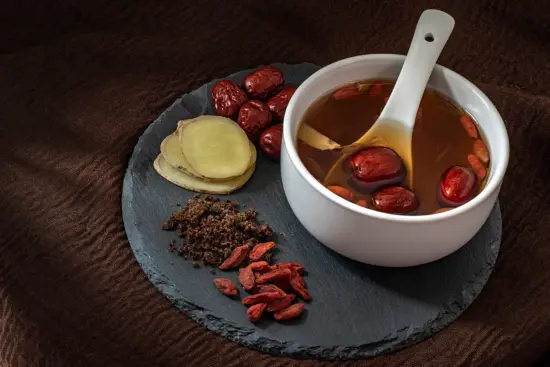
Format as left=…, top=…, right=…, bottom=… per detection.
left=378, top=10, right=455, bottom=128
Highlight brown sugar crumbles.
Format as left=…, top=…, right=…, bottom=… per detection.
left=163, top=194, right=273, bottom=267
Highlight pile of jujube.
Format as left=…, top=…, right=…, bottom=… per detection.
left=211, top=66, right=296, bottom=160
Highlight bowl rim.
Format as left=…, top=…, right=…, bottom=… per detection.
left=283, top=53, right=510, bottom=223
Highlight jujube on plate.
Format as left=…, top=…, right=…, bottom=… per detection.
left=237, top=100, right=272, bottom=141
left=211, top=80, right=248, bottom=117
left=267, top=86, right=297, bottom=121
left=243, top=66, right=284, bottom=100
left=259, top=123, right=283, bottom=159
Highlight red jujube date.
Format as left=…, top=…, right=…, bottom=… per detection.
left=371, top=186, right=419, bottom=214
left=348, top=147, right=406, bottom=192
left=438, top=166, right=477, bottom=207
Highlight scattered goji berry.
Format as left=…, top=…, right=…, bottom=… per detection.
left=460, top=114, right=478, bottom=139
left=213, top=278, right=238, bottom=296
left=473, top=139, right=489, bottom=163
left=253, top=284, right=286, bottom=296
left=290, top=270, right=311, bottom=301
left=271, top=262, right=305, bottom=275
left=242, top=292, right=282, bottom=305
left=267, top=294, right=296, bottom=312
left=256, top=268, right=292, bottom=284
left=238, top=266, right=255, bottom=291
left=249, top=242, right=276, bottom=261
left=247, top=261, right=270, bottom=271
left=274, top=303, right=305, bottom=321
left=219, top=245, right=249, bottom=270
left=468, top=154, right=487, bottom=180
left=247, top=303, right=267, bottom=323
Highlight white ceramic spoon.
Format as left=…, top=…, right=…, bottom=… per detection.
left=306, top=10, right=455, bottom=188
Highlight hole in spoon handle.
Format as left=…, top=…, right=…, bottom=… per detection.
left=379, top=10, right=455, bottom=129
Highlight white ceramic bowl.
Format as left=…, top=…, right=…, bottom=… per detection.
left=281, top=54, right=509, bottom=267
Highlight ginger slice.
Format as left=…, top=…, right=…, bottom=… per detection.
left=178, top=116, right=252, bottom=179
left=154, top=150, right=256, bottom=194
left=161, top=130, right=256, bottom=181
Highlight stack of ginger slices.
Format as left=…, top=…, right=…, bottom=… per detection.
left=154, top=115, right=257, bottom=194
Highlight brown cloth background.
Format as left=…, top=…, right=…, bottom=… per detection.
left=1, top=0, right=550, bottom=366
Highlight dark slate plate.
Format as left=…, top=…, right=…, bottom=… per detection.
left=121, top=63, right=501, bottom=360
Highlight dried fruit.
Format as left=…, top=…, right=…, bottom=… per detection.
left=290, top=270, right=311, bottom=301
left=438, top=166, right=478, bottom=207
left=332, top=85, right=362, bottom=100
left=256, top=268, right=292, bottom=284
left=259, top=123, right=283, bottom=159
left=247, top=303, right=267, bottom=322
left=267, top=294, right=296, bottom=312
left=368, top=82, right=383, bottom=96
left=468, top=154, right=487, bottom=180
left=219, top=245, right=250, bottom=270
left=435, top=207, right=453, bottom=214
left=213, top=278, right=238, bottom=296
left=473, top=139, right=490, bottom=163
left=371, top=186, right=419, bottom=214
left=211, top=80, right=248, bottom=117
left=239, top=266, right=255, bottom=291
left=237, top=100, right=273, bottom=141
left=243, top=66, right=284, bottom=100
left=460, top=114, right=478, bottom=139
left=274, top=303, right=305, bottom=321
left=242, top=292, right=282, bottom=305
left=253, top=284, right=286, bottom=296
left=249, top=241, right=276, bottom=261
left=267, top=86, right=297, bottom=121
left=327, top=185, right=354, bottom=202
left=355, top=199, right=368, bottom=208
left=248, top=261, right=270, bottom=271
left=270, top=262, right=305, bottom=275
left=348, top=147, right=406, bottom=192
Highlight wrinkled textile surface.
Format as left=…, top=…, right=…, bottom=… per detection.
left=1, top=1, right=549, bottom=366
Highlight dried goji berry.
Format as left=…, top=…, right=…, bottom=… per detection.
left=332, top=85, right=362, bottom=100
left=460, top=114, right=478, bottom=139
left=253, top=284, right=286, bottom=296
left=368, top=82, right=383, bottom=96
left=256, top=268, right=292, bottom=284
left=270, top=262, right=305, bottom=275
left=238, top=266, right=255, bottom=291
left=271, top=278, right=292, bottom=292
left=355, top=199, right=368, bottom=208
left=473, top=139, right=489, bottom=163
left=247, top=303, right=267, bottom=323
left=327, top=185, right=354, bottom=202
left=249, top=242, right=276, bottom=261
left=248, top=261, right=270, bottom=271
left=274, top=303, right=305, bottom=321
left=267, top=294, right=296, bottom=312
left=213, top=278, right=238, bottom=296
left=468, top=154, right=487, bottom=180
left=219, top=245, right=249, bottom=270
left=242, top=292, right=282, bottom=305
left=290, top=270, right=311, bottom=301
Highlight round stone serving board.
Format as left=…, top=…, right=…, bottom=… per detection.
left=121, top=63, right=502, bottom=360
